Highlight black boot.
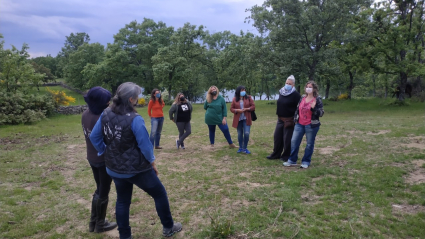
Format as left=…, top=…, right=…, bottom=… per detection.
left=94, top=197, right=117, bottom=233
left=89, top=193, right=99, bottom=232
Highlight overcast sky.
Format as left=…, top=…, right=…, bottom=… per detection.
left=0, top=0, right=264, bottom=58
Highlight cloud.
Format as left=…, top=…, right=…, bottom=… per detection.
left=0, top=0, right=265, bottom=56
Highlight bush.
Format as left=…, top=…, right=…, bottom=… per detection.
left=411, top=92, right=425, bottom=102
left=137, top=97, right=146, bottom=106
left=46, top=87, right=76, bottom=106
left=337, top=93, right=349, bottom=100
left=0, top=91, right=56, bottom=125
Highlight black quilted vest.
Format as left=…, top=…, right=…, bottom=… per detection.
left=101, top=108, right=152, bottom=174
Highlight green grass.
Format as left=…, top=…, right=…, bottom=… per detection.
left=1, top=98, right=425, bottom=238
left=28, top=85, right=85, bottom=106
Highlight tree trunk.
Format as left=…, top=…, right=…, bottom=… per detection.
left=398, top=72, right=408, bottom=101
left=348, top=71, right=354, bottom=99
left=325, top=79, right=330, bottom=99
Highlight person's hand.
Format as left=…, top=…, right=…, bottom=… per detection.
left=152, top=162, right=159, bottom=175
left=311, top=100, right=316, bottom=109
left=244, top=108, right=250, bottom=111
left=238, top=109, right=244, bottom=113
left=222, top=118, right=226, bottom=125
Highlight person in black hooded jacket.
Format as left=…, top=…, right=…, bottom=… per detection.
left=81, top=86, right=117, bottom=233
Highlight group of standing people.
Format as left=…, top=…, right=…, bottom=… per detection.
left=267, top=75, right=324, bottom=168
left=79, top=75, right=323, bottom=238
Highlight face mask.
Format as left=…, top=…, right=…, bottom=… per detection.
left=211, top=91, right=217, bottom=96
left=155, top=93, right=161, bottom=98
left=240, top=91, right=246, bottom=97
left=284, top=84, right=292, bottom=91
left=306, top=87, right=313, bottom=94
left=180, top=96, right=185, bottom=101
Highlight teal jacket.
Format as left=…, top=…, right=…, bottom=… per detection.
left=169, top=102, right=193, bottom=122
left=204, top=95, right=227, bottom=125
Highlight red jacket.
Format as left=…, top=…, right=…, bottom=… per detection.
left=230, top=96, right=255, bottom=128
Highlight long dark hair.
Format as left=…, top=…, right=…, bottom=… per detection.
left=235, top=85, right=246, bottom=102
left=110, top=82, right=141, bottom=115
left=150, top=88, right=163, bottom=105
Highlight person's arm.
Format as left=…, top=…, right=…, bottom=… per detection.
left=131, top=116, right=155, bottom=163
left=169, top=104, right=176, bottom=121
left=230, top=98, right=237, bottom=114
left=204, top=100, right=208, bottom=110
left=311, top=97, right=325, bottom=117
left=89, top=113, right=106, bottom=155
left=147, top=100, right=153, bottom=118
left=222, top=97, right=228, bottom=118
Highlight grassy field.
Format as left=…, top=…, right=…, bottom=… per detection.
left=0, top=99, right=424, bottom=239
left=28, top=85, right=85, bottom=106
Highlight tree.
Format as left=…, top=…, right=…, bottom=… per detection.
left=152, top=23, right=205, bottom=100
left=64, top=43, right=105, bottom=89
left=30, top=54, right=58, bottom=77
left=0, top=38, right=44, bottom=93
left=366, top=0, right=425, bottom=101
left=247, top=0, right=372, bottom=87
left=57, top=32, right=90, bottom=78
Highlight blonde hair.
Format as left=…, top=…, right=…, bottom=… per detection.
left=206, top=86, right=219, bottom=103
left=173, top=92, right=186, bottom=105
left=304, top=81, right=319, bottom=98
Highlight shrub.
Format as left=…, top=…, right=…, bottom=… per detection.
left=46, top=87, right=76, bottom=106
left=137, top=97, right=146, bottom=106
left=0, top=91, right=56, bottom=125
left=411, top=92, right=425, bottom=102
left=337, top=93, right=349, bottom=100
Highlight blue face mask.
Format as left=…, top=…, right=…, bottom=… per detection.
left=155, top=93, right=161, bottom=98
left=240, top=91, right=246, bottom=97
left=284, top=84, right=292, bottom=91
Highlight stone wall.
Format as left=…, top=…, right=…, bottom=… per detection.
left=57, top=105, right=88, bottom=115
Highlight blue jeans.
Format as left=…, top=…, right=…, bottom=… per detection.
left=150, top=117, right=164, bottom=147
left=208, top=124, right=233, bottom=145
left=287, top=123, right=320, bottom=165
left=237, top=120, right=250, bottom=149
left=111, top=169, right=174, bottom=239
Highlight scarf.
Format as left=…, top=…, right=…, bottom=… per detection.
left=279, top=86, right=295, bottom=96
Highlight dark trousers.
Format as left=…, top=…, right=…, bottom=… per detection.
left=111, top=169, right=174, bottom=239
left=176, top=121, right=191, bottom=146
left=269, top=118, right=295, bottom=160
left=90, top=164, right=112, bottom=199
left=208, top=124, right=233, bottom=145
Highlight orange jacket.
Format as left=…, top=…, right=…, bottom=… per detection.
left=148, top=99, right=165, bottom=118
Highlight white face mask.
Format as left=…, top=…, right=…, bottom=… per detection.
left=306, top=87, right=313, bottom=94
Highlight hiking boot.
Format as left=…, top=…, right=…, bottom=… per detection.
left=229, top=143, right=237, bottom=148
left=163, top=222, right=182, bottom=237
left=155, top=146, right=163, bottom=149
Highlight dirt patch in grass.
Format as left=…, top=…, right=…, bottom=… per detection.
left=318, top=146, right=339, bottom=155
left=312, top=175, right=337, bottom=182
left=392, top=204, right=425, bottom=215
left=301, top=192, right=323, bottom=205
left=402, top=143, right=425, bottom=150
left=405, top=160, right=425, bottom=184
left=367, top=130, right=391, bottom=135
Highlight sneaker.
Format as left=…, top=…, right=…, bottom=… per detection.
left=244, top=149, right=251, bottom=154
left=283, top=161, right=297, bottom=167
left=300, top=163, right=309, bottom=169
left=237, top=148, right=244, bottom=153
left=181, top=145, right=185, bottom=149
left=163, top=222, right=182, bottom=237
left=176, top=139, right=179, bottom=149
